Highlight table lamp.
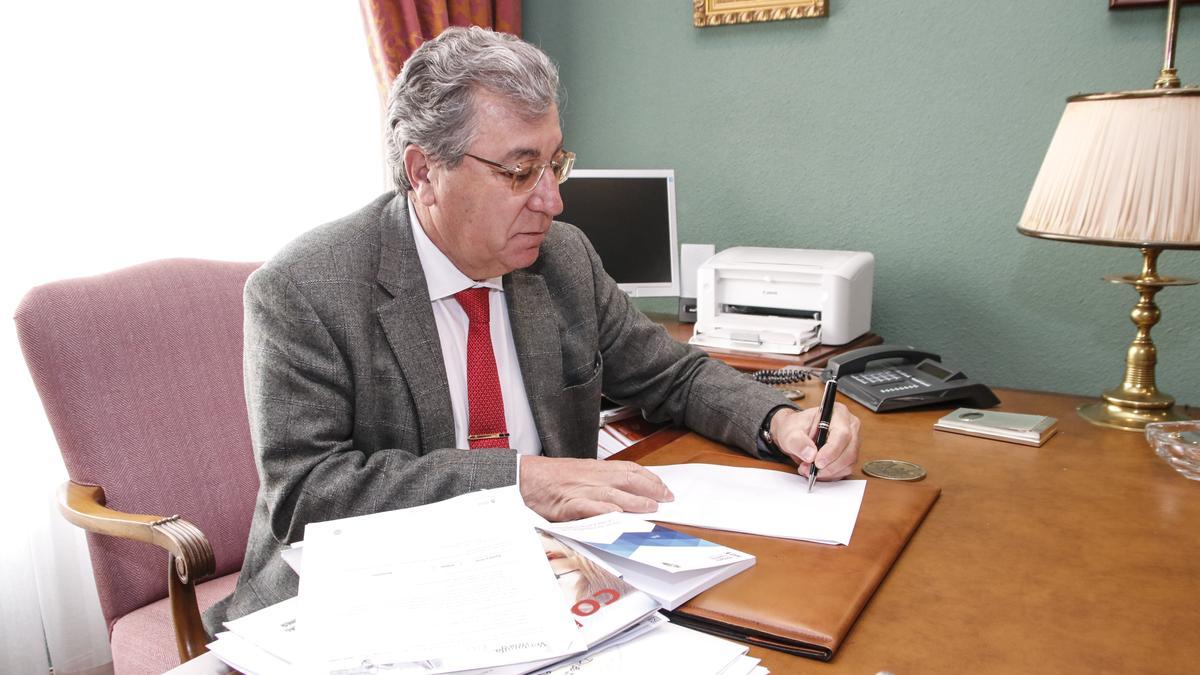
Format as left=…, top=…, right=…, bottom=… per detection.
left=1018, top=0, right=1199, bottom=431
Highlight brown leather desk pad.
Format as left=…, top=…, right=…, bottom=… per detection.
left=627, top=432, right=940, bottom=661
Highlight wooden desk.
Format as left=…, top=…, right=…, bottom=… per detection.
left=618, top=384, right=1200, bottom=674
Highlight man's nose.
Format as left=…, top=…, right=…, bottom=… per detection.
left=527, top=167, right=563, bottom=217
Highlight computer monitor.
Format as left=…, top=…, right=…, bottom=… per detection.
left=557, top=169, right=680, bottom=298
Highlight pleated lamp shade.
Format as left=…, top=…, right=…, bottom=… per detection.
left=1018, top=90, right=1200, bottom=249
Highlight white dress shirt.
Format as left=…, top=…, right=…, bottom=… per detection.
left=408, top=200, right=542, bottom=457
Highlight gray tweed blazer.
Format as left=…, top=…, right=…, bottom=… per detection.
left=203, top=192, right=791, bottom=633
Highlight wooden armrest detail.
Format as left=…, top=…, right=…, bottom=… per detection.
left=57, top=481, right=216, bottom=585
left=59, top=480, right=216, bottom=662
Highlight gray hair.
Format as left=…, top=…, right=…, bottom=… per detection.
left=385, top=26, right=562, bottom=192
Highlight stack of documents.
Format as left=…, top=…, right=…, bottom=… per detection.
left=595, top=414, right=661, bottom=459
left=206, top=486, right=770, bottom=675
left=539, top=622, right=767, bottom=675
left=596, top=426, right=635, bottom=459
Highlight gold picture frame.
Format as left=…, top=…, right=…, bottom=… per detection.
left=693, top=0, right=828, bottom=27
left=1109, top=0, right=1199, bottom=8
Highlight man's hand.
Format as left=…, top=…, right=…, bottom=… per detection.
left=519, top=455, right=674, bottom=522
left=770, top=403, right=861, bottom=481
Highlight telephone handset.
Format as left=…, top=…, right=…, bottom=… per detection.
left=825, top=344, right=1000, bottom=412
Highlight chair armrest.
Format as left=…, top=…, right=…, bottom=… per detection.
left=58, top=481, right=216, bottom=583
left=58, top=480, right=216, bottom=662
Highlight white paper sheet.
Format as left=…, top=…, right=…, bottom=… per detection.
left=165, top=649, right=236, bottom=675
left=208, top=632, right=291, bottom=675
left=716, top=655, right=762, bottom=675
left=297, top=486, right=579, bottom=674
left=633, top=464, right=867, bottom=545
left=223, top=597, right=302, bottom=664
left=464, top=614, right=668, bottom=675
left=539, top=512, right=653, bottom=547
left=534, top=621, right=748, bottom=675
left=279, top=543, right=303, bottom=575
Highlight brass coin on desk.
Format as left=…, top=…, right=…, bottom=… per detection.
left=862, top=459, right=926, bottom=481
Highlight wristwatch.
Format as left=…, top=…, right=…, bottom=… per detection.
left=756, top=404, right=797, bottom=461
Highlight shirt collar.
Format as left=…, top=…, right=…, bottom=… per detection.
left=408, top=198, right=503, bottom=301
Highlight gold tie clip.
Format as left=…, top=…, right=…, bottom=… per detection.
left=468, top=432, right=510, bottom=441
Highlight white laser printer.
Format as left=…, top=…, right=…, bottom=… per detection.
left=689, top=247, right=874, bottom=355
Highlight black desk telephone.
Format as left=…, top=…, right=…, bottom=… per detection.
left=825, top=345, right=1000, bottom=412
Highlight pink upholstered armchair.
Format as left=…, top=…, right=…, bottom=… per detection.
left=15, top=259, right=261, bottom=674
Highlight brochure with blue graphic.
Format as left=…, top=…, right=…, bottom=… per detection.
left=539, top=514, right=755, bottom=610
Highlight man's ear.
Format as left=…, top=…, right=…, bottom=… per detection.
left=403, top=145, right=437, bottom=206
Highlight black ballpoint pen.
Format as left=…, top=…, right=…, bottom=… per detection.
left=809, top=378, right=838, bottom=493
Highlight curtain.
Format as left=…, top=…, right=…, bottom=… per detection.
left=359, top=0, right=522, bottom=98
left=1, top=3, right=384, bottom=674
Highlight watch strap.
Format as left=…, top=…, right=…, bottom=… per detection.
left=757, top=404, right=798, bottom=460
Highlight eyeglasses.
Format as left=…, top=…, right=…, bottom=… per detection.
left=464, top=149, right=576, bottom=193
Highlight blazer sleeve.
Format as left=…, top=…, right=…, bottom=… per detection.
left=575, top=234, right=794, bottom=459
left=242, top=265, right=519, bottom=543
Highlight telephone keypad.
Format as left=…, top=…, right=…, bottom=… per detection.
left=850, top=369, right=906, bottom=386
left=878, top=383, right=920, bottom=394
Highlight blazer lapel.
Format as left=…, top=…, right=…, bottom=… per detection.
left=374, top=196, right=457, bottom=453
left=504, top=269, right=565, bottom=456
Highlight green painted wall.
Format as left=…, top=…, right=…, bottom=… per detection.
left=524, top=0, right=1200, bottom=406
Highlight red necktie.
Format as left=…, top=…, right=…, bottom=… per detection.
left=454, top=287, right=509, bottom=449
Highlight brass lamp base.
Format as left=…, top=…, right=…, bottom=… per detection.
left=1077, top=399, right=1189, bottom=432
left=1079, top=248, right=1198, bottom=432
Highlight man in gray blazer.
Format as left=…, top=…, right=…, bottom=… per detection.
left=205, top=26, right=860, bottom=633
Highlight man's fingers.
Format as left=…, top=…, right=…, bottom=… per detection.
left=519, top=456, right=674, bottom=522
left=814, top=426, right=852, bottom=470
left=599, top=486, right=660, bottom=513
left=781, top=445, right=813, bottom=467
left=817, top=433, right=859, bottom=477
left=606, top=461, right=674, bottom=501
left=775, top=420, right=817, bottom=465
left=797, top=458, right=853, bottom=481
left=560, top=499, right=622, bottom=521
left=780, top=402, right=861, bottom=482
left=567, top=464, right=667, bottom=514
left=560, top=489, right=658, bottom=520
left=812, top=405, right=860, bottom=473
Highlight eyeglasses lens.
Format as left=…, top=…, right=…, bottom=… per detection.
left=554, top=152, right=574, bottom=184
left=514, top=151, right=574, bottom=192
